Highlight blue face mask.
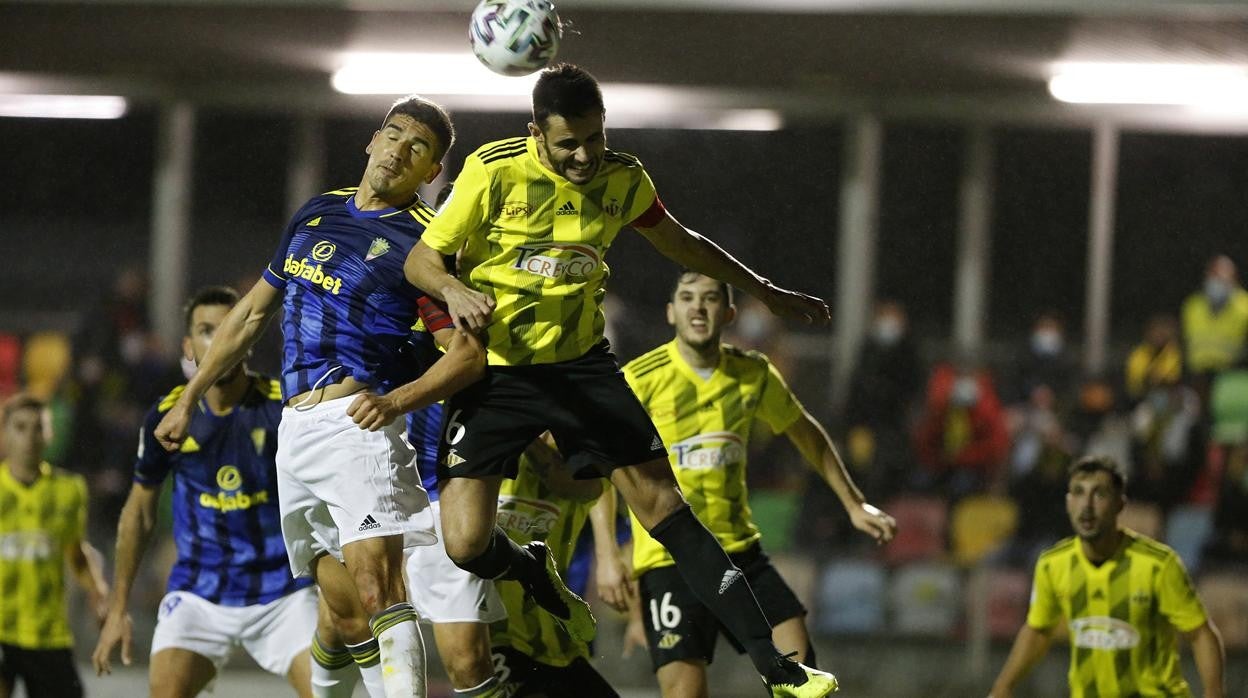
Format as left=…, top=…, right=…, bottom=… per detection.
left=873, top=317, right=903, bottom=346
left=1206, top=278, right=1231, bottom=305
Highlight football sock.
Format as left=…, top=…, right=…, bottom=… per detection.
left=649, top=505, right=794, bottom=683
left=803, top=641, right=818, bottom=670
left=370, top=602, right=427, bottom=698
left=455, top=526, right=534, bottom=581
left=310, top=633, right=359, bottom=698
left=347, top=636, right=387, bottom=698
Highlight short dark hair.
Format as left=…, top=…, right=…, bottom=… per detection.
left=672, top=269, right=733, bottom=305
left=1068, top=454, right=1127, bottom=492
left=532, top=63, right=604, bottom=128
left=2, top=393, right=44, bottom=426
left=183, top=286, right=239, bottom=334
left=383, top=95, right=456, bottom=161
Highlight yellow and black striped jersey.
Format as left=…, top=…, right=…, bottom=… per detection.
left=491, top=454, right=596, bottom=667
left=0, top=461, right=86, bottom=649
left=1027, top=530, right=1208, bottom=698
left=624, top=341, right=804, bottom=576
left=422, top=137, right=661, bottom=366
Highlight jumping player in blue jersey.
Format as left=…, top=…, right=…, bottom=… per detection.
left=92, top=286, right=319, bottom=696
left=152, top=96, right=486, bottom=698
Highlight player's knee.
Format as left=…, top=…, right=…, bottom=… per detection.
left=443, top=645, right=494, bottom=687
left=444, top=530, right=491, bottom=566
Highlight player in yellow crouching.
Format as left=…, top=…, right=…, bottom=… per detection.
left=989, top=455, right=1226, bottom=698
left=0, top=394, right=109, bottom=698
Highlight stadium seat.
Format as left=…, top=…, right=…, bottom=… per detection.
left=749, top=489, right=800, bottom=553
left=1164, top=505, right=1213, bottom=574
left=970, top=567, right=1030, bottom=640
left=949, top=494, right=1019, bottom=567
left=1197, top=571, right=1248, bottom=649
left=889, top=561, right=960, bottom=637
left=814, top=558, right=886, bottom=636
left=1119, top=500, right=1163, bottom=539
left=880, top=495, right=948, bottom=566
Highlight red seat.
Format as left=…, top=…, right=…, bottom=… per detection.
left=881, top=495, right=948, bottom=566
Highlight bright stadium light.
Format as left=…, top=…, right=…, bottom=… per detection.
left=1048, top=63, right=1248, bottom=109
left=332, top=53, right=539, bottom=96
left=0, top=94, right=128, bottom=119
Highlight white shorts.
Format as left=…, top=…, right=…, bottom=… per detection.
left=405, top=500, right=506, bottom=624
left=150, top=587, right=317, bottom=678
left=276, top=394, right=437, bottom=577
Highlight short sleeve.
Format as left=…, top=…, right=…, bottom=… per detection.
left=625, top=168, right=662, bottom=228
left=423, top=155, right=491, bottom=256
left=758, top=359, right=804, bottom=433
left=263, top=199, right=319, bottom=288
left=1157, top=554, right=1208, bottom=633
left=1026, top=558, right=1060, bottom=630
left=134, top=404, right=174, bottom=486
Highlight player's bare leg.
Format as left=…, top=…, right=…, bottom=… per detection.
left=149, top=647, right=216, bottom=698
left=431, top=622, right=497, bottom=695
left=656, top=659, right=710, bottom=698
left=313, top=554, right=391, bottom=698
left=285, top=646, right=314, bottom=698
left=341, top=535, right=425, bottom=697
left=440, top=476, right=594, bottom=643
left=611, top=458, right=833, bottom=694
left=772, top=617, right=814, bottom=666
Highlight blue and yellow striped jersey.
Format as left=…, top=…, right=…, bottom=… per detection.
left=1027, top=530, right=1208, bottom=697
left=422, top=137, right=664, bottom=366
left=135, top=376, right=312, bottom=606
left=0, top=461, right=85, bottom=649
left=262, top=189, right=440, bottom=400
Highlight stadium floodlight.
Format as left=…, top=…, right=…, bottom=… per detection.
left=332, top=52, right=539, bottom=96
left=1049, top=63, right=1248, bottom=109
left=0, top=94, right=127, bottom=119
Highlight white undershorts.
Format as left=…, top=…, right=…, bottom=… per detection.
left=276, top=394, right=436, bottom=577
left=405, top=500, right=506, bottom=624
left=150, top=587, right=317, bottom=679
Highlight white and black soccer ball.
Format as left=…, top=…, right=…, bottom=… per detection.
left=469, top=0, right=561, bottom=77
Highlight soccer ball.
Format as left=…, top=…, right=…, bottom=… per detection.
left=469, top=0, right=561, bottom=77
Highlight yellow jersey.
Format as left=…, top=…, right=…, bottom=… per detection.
left=1181, top=288, right=1248, bottom=373
left=422, top=137, right=660, bottom=366
left=0, top=461, right=87, bottom=649
left=491, top=454, right=596, bottom=667
left=624, top=341, right=804, bottom=576
left=1027, top=530, right=1208, bottom=698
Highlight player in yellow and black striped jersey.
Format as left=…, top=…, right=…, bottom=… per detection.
left=489, top=437, right=618, bottom=697
left=0, top=394, right=108, bottom=698
left=990, top=455, right=1226, bottom=698
left=405, top=63, right=839, bottom=697
left=605, top=271, right=895, bottom=697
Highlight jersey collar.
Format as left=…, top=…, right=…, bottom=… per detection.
left=666, top=339, right=724, bottom=384
left=0, top=460, right=52, bottom=490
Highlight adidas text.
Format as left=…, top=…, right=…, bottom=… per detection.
left=358, top=514, right=382, bottom=532
left=718, top=569, right=742, bottom=594
left=556, top=201, right=578, bottom=215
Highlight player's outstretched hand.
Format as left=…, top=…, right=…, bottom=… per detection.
left=444, top=284, right=495, bottom=332
left=154, top=401, right=192, bottom=452
left=346, top=392, right=401, bottom=432
left=850, top=502, right=897, bottom=545
left=92, top=611, right=133, bottom=676
left=761, top=284, right=832, bottom=327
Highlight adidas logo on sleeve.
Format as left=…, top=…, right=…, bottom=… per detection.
left=358, top=514, right=382, bottom=531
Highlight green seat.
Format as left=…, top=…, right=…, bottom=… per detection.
left=1211, top=370, right=1248, bottom=444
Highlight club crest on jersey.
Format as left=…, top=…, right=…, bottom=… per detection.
left=603, top=198, right=622, bottom=217
left=669, top=432, right=745, bottom=470
left=366, top=237, right=391, bottom=261
left=312, top=241, right=336, bottom=262
left=512, top=243, right=600, bottom=281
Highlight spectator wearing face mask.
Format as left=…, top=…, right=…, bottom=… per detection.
left=1009, top=311, right=1076, bottom=409
left=1182, top=254, right=1248, bottom=379
left=1125, top=314, right=1184, bottom=406
left=843, top=301, right=922, bottom=500
left=912, top=361, right=1009, bottom=499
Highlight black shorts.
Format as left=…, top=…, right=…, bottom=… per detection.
left=637, top=545, right=806, bottom=671
left=491, top=646, right=619, bottom=698
left=0, top=643, right=83, bottom=698
left=436, top=340, right=665, bottom=482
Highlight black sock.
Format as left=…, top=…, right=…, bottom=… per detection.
left=455, top=526, right=534, bottom=581
left=649, top=505, right=791, bottom=681
left=803, top=641, right=817, bottom=670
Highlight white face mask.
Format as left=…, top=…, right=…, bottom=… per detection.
left=1031, top=329, right=1063, bottom=356
left=951, top=376, right=980, bottom=407
left=1206, top=277, right=1231, bottom=304
left=873, top=316, right=903, bottom=346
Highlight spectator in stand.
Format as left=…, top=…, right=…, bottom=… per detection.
left=1128, top=377, right=1206, bottom=512
left=844, top=300, right=922, bottom=501
left=1009, top=311, right=1076, bottom=409
left=1125, top=315, right=1184, bottom=407
left=1182, top=255, right=1248, bottom=395
left=912, top=360, right=1009, bottom=499
left=1206, top=364, right=1248, bottom=566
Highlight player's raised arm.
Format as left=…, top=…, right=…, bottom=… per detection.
left=1184, top=621, right=1226, bottom=698
left=153, top=278, right=282, bottom=450
left=632, top=211, right=831, bottom=327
